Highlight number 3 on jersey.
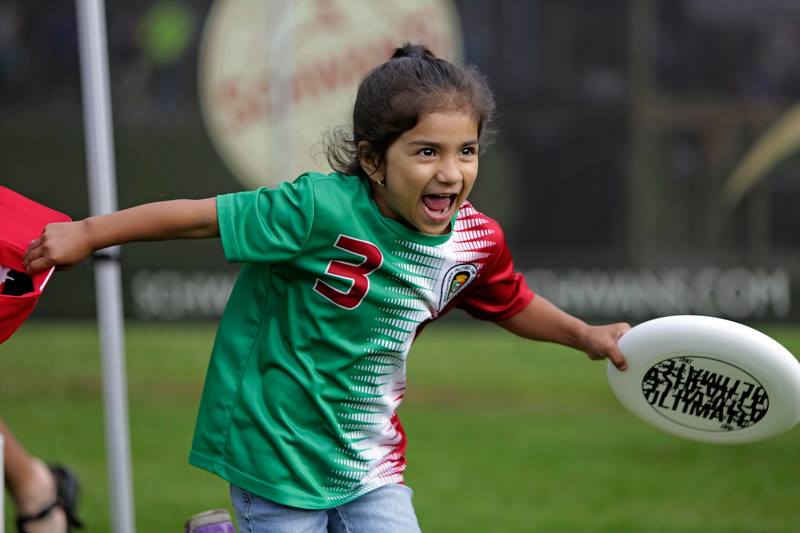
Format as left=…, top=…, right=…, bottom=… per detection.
left=314, top=235, right=383, bottom=310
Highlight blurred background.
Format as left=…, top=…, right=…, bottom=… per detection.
left=3, top=1, right=800, bottom=531
left=2, top=0, right=799, bottom=324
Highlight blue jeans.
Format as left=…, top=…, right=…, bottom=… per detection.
left=230, top=483, right=422, bottom=533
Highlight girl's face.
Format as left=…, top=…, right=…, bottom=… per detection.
left=365, top=111, right=479, bottom=235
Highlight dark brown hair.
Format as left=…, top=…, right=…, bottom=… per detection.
left=326, top=43, right=496, bottom=179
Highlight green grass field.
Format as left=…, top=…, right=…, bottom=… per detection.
left=3, top=321, right=800, bottom=532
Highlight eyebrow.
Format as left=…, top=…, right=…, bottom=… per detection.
left=408, top=139, right=479, bottom=148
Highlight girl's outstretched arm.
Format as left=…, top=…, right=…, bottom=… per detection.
left=24, top=198, right=218, bottom=274
left=496, top=295, right=630, bottom=370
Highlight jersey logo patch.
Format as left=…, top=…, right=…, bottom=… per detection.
left=440, top=264, right=477, bottom=308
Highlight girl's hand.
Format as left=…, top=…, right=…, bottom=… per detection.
left=23, top=221, right=93, bottom=274
left=577, top=323, right=631, bottom=371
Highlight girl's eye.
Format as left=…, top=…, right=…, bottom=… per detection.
left=417, top=148, right=435, bottom=157
left=461, top=146, right=477, bottom=156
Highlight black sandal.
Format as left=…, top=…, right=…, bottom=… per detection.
left=16, top=465, right=85, bottom=533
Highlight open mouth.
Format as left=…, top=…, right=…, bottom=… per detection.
left=421, top=193, right=458, bottom=222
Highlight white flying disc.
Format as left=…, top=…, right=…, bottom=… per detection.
left=607, top=315, right=800, bottom=444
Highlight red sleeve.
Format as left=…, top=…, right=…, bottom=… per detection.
left=454, top=216, right=535, bottom=321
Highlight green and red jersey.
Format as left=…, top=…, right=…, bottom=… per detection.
left=189, top=172, right=534, bottom=509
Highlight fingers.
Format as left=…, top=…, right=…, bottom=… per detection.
left=606, top=344, right=628, bottom=372
left=586, top=322, right=631, bottom=371
left=23, top=238, right=49, bottom=274
left=22, top=239, right=43, bottom=273
left=613, top=322, right=631, bottom=339
left=24, top=233, right=65, bottom=275
left=25, top=256, right=54, bottom=275
left=607, top=322, right=630, bottom=371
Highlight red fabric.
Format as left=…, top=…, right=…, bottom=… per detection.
left=454, top=215, right=535, bottom=321
left=0, top=186, right=71, bottom=344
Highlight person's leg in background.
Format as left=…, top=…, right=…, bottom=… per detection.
left=1, top=417, right=81, bottom=532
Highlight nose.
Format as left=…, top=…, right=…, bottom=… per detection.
left=436, top=155, right=463, bottom=184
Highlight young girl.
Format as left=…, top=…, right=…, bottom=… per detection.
left=24, top=44, right=629, bottom=532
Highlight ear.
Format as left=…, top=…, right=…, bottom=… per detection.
left=357, top=141, right=383, bottom=181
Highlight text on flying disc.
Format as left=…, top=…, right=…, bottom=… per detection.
left=641, top=356, right=769, bottom=432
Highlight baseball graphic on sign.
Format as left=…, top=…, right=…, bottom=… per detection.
left=199, top=0, right=463, bottom=188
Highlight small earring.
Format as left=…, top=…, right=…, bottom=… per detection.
left=376, top=178, right=385, bottom=188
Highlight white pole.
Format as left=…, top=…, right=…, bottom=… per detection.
left=75, top=2, right=136, bottom=532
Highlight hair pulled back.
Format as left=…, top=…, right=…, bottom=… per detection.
left=326, top=43, right=496, bottom=179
